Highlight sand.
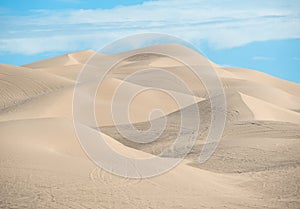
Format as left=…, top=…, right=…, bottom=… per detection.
left=0, top=44, right=299, bottom=208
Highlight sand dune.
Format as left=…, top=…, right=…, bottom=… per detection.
left=23, top=50, right=95, bottom=69
left=240, top=93, right=300, bottom=124
left=0, top=64, right=72, bottom=110
left=222, top=78, right=300, bottom=111
left=224, top=67, right=300, bottom=98
left=0, top=44, right=299, bottom=208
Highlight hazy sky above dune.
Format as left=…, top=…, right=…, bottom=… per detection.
left=0, top=0, right=299, bottom=82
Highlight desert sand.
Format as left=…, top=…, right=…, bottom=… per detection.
left=0, top=44, right=299, bottom=208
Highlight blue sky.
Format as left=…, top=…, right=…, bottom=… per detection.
left=0, top=0, right=299, bottom=83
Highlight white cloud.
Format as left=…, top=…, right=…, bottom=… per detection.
left=0, top=0, right=300, bottom=54
left=56, top=0, right=81, bottom=3
left=252, top=56, right=275, bottom=61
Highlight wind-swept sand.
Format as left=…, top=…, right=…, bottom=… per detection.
left=0, top=44, right=299, bottom=208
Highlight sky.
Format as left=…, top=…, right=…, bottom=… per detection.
left=0, top=0, right=299, bottom=83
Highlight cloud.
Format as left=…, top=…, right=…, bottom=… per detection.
left=56, top=0, right=81, bottom=3
left=0, top=0, right=300, bottom=54
left=292, top=57, right=300, bottom=61
left=252, top=56, right=275, bottom=61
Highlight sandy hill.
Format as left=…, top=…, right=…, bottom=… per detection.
left=0, top=44, right=299, bottom=209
